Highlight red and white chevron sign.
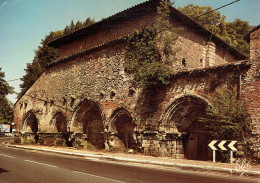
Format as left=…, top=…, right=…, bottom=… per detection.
left=208, top=140, right=237, bottom=151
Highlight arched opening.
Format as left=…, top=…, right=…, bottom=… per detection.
left=52, top=113, right=67, bottom=133
left=73, top=100, right=105, bottom=149
left=110, top=108, right=136, bottom=150
left=161, top=95, right=210, bottom=160
left=23, top=112, right=38, bottom=133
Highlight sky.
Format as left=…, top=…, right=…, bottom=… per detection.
left=0, top=0, right=259, bottom=104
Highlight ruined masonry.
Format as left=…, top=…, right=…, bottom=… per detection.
left=13, top=0, right=259, bottom=160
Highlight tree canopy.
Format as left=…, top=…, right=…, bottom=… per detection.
left=200, top=88, right=251, bottom=140
left=0, top=67, right=14, bottom=124
left=178, top=4, right=252, bottom=56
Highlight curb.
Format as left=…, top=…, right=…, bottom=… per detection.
left=3, top=143, right=260, bottom=177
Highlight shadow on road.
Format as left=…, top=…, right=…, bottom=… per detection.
left=0, top=168, right=9, bottom=174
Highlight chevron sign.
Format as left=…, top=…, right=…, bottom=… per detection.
left=208, top=140, right=238, bottom=151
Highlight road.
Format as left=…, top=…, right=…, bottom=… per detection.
left=0, top=137, right=259, bottom=183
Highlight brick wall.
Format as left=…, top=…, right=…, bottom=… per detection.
left=241, top=27, right=260, bottom=138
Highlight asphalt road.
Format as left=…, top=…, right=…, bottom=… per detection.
left=0, top=137, right=259, bottom=183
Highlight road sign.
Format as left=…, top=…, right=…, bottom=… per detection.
left=218, top=140, right=227, bottom=150
left=228, top=141, right=237, bottom=151
left=208, top=140, right=218, bottom=151
left=208, top=140, right=237, bottom=151
left=208, top=140, right=238, bottom=164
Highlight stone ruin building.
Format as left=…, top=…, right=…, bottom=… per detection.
left=13, top=0, right=259, bottom=160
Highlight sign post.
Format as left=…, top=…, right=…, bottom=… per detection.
left=230, top=151, right=233, bottom=164
left=213, top=150, right=216, bottom=163
left=208, top=140, right=218, bottom=163
left=208, top=140, right=238, bottom=164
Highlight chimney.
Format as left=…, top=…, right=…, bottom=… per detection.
left=203, top=41, right=216, bottom=67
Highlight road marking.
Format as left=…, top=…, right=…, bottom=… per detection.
left=25, top=160, right=57, bottom=168
left=72, top=170, right=126, bottom=183
left=0, top=153, right=15, bottom=158
left=85, top=157, right=101, bottom=161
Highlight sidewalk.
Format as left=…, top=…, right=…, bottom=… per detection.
left=3, top=142, right=260, bottom=177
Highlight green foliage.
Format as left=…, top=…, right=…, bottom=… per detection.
left=179, top=5, right=226, bottom=36
left=0, top=68, right=14, bottom=124
left=0, top=68, right=14, bottom=96
left=124, top=0, right=179, bottom=86
left=226, top=19, right=251, bottom=56
left=125, top=28, right=170, bottom=85
left=200, top=88, right=251, bottom=141
left=178, top=4, right=251, bottom=56
left=19, top=61, right=44, bottom=98
left=64, top=18, right=95, bottom=35
left=18, top=31, right=60, bottom=98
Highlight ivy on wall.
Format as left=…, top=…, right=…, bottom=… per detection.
left=124, top=0, right=179, bottom=86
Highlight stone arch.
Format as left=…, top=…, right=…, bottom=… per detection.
left=50, top=112, right=68, bottom=133
left=109, top=108, right=137, bottom=150
left=160, top=94, right=211, bottom=160
left=22, top=111, right=39, bottom=133
left=70, top=99, right=105, bottom=149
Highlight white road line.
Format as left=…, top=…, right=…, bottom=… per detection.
left=72, top=170, right=126, bottom=183
left=24, top=160, right=57, bottom=168
left=85, top=157, right=101, bottom=161
left=0, top=153, right=15, bottom=158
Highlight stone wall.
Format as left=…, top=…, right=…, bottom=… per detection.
left=241, top=27, right=260, bottom=159
left=13, top=2, right=249, bottom=160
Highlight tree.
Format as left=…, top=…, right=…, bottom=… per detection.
left=0, top=68, right=14, bottom=96
left=200, top=88, right=251, bottom=141
left=226, top=19, right=251, bottom=56
left=83, top=17, right=95, bottom=27
left=18, top=31, right=61, bottom=98
left=0, top=96, right=13, bottom=124
left=178, top=4, right=251, bottom=55
left=0, top=67, right=14, bottom=124
left=199, top=88, right=254, bottom=160
left=19, top=61, right=43, bottom=98
left=75, top=21, right=83, bottom=30
left=179, top=4, right=225, bottom=36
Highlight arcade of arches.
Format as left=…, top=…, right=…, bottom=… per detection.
left=19, top=96, right=211, bottom=160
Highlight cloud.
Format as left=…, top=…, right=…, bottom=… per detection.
left=0, top=1, right=8, bottom=9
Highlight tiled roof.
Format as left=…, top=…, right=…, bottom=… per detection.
left=48, top=0, right=158, bottom=48
left=48, top=0, right=248, bottom=64
left=170, top=60, right=250, bottom=79
left=47, top=35, right=128, bottom=69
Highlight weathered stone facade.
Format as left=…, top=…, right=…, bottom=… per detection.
left=241, top=25, right=260, bottom=159
left=13, top=0, right=259, bottom=160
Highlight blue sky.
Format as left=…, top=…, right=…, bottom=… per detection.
left=0, top=0, right=259, bottom=103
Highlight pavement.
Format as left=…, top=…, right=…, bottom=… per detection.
left=2, top=141, right=260, bottom=178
